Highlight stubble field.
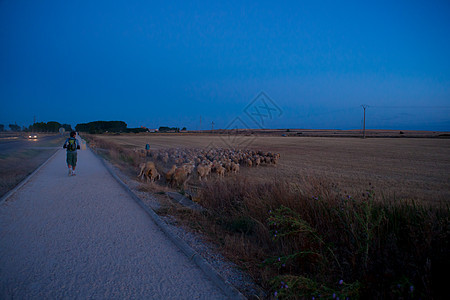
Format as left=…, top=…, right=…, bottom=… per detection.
left=88, top=132, right=449, bottom=298
left=93, top=133, right=450, bottom=203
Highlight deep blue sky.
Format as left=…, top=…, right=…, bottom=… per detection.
left=1, top=0, right=449, bottom=131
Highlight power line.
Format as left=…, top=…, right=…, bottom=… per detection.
left=370, top=106, right=450, bottom=109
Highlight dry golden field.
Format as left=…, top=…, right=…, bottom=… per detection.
left=89, top=132, right=449, bottom=298
left=93, top=133, right=450, bottom=203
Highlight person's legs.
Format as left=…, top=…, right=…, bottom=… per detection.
left=71, top=153, right=78, bottom=175
left=67, top=153, right=76, bottom=176
left=66, top=153, right=72, bottom=175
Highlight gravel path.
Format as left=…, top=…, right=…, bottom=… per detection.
left=0, top=149, right=228, bottom=299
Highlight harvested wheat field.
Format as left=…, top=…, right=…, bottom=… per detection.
left=92, top=133, right=450, bottom=203
left=88, top=132, right=450, bottom=298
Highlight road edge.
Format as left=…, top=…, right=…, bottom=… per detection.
left=0, top=149, right=62, bottom=205
left=93, top=149, right=247, bottom=300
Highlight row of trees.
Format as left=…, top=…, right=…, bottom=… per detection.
left=29, top=122, right=72, bottom=132
left=1, top=121, right=188, bottom=133
left=75, top=121, right=128, bottom=134
left=0, top=122, right=72, bottom=132
left=159, top=126, right=180, bottom=132
left=0, top=124, right=23, bottom=131
left=74, top=121, right=188, bottom=134
left=158, top=126, right=187, bottom=132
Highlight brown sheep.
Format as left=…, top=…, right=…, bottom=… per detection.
left=138, top=162, right=155, bottom=179
left=181, top=163, right=195, bottom=176
left=223, top=161, right=233, bottom=173
left=271, top=156, right=280, bottom=165
left=246, top=159, right=253, bottom=167
left=148, top=167, right=161, bottom=182
left=215, top=164, right=225, bottom=177
left=137, top=161, right=160, bottom=183
left=197, top=163, right=212, bottom=181
left=165, top=165, right=177, bottom=183
left=231, top=162, right=240, bottom=174
left=170, top=167, right=189, bottom=188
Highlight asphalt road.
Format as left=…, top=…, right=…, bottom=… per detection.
left=0, top=134, right=65, bottom=153
left=0, top=148, right=229, bottom=299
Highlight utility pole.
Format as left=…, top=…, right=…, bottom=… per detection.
left=211, top=121, right=215, bottom=132
left=361, top=105, right=368, bottom=139
left=199, top=116, right=202, bottom=131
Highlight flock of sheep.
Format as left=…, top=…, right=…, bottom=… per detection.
left=136, top=147, right=281, bottom=187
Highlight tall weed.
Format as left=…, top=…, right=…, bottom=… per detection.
left=198, top=177, right=449, bottom=299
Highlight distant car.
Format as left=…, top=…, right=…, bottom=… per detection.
left=28, top=134, right=38, bottom=139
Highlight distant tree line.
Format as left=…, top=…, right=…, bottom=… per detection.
left=127, top=127, right=148, bottom=133
left=9, top=124, right=21, bottom=131
left=29, top=122, right=72, bottom=132
left=76, top=121, right=128, bottom=134
left=159, top=126, right=181, bottom=132
left=0, top=124, right=22, bottom=131
left=0, top=122, right=72, bottom=132
left=74, top=121, right=187, bottom=134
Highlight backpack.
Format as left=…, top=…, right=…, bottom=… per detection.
left=67, top=138, right=77, bottom=151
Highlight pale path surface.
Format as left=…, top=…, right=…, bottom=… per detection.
left=0, top=149, right=227, bottom=299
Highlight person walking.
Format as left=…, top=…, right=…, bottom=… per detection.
left=63, top=131, right=80, bottom=176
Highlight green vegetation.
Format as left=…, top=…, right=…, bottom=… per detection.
left=159, top=126, right=181, bottom=132
left=8, top=124, right=21, bottom=131
left=28, top=121, right=72, bottom=132
left=76, top=121, right=128, bottom=133
left=126, top=127, right=148, bottom=133
left=197, top=178, right=448, bottom=299
left=76, top=121, right=171, bottom=134
left=0, top=122, right=71, bottom=132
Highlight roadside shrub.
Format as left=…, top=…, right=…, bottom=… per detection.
left=84, top=134, right=142, bottom=168
left=198, top=177, right=449, bottom=299
left=226, top=216, right=256, bottom=234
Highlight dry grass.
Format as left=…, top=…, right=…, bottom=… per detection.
left=92, top=133, right=450, bottom=203
left=86, top=133, right=449, bottom=299
left=194, top=176, right=449, bottom=299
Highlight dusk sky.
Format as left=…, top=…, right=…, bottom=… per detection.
left=1, top=0, right=449, bottom=131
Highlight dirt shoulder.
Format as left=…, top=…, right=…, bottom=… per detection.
left=0, top=135, right=66, bottom=198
